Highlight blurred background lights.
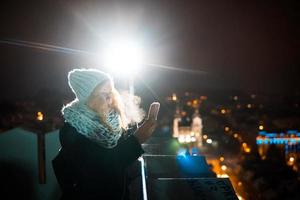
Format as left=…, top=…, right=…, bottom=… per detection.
left=172, top=93, right=177, bottom=101
left=178, top=135, right=185, bottom=143
left=244, top=147, right=251, bottom=153
left=219, top=156, right=225, bottom=162
left=185, top=135, right=191, bottom=143
left=36, top=111, right=43, bottom=121
left=191, top=136, right=196, bottom=142
left=221, top=165, right=227, bottom=171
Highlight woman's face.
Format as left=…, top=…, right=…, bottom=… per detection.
left=87, top=80, right=114, bottom=114
left=97, top=80, right=113, bottom=107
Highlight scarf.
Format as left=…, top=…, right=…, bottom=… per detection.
left=62, top=100, right=123, bottom=148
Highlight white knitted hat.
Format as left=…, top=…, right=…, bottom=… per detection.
left=68, top=68, right=112, bottom=102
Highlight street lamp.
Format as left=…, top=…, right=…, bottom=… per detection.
left=103, top=38, right=144, bottom=96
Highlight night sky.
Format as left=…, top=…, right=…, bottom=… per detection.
left=0, top=0, right=299, bottom=100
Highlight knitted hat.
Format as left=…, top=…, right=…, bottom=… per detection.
left=68, top=68, right=112, bottom=102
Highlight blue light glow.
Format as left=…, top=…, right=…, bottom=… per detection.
left=265, top=133, right=277, bottom=138
left=177, top=148, right=188, bottom=157
left=259, top=131, right=267, bottom=136
left=287, top=130, right=297, bottom=134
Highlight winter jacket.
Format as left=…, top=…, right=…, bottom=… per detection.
left=52, top=122, right=144, bottom=200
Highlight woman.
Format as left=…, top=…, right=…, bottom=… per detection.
left=52, top=68, right=158, bottom=200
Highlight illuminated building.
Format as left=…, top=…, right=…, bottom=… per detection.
left=173, top=107, right=181, bottom=138
left=172, top=108, right=203, bottom=146
left=256, top=130, right=300, bottom=167
left=191, top=109, right=203, bottom=147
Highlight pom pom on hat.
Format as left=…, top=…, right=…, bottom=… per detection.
left=68, top=68, right=112, bottom=102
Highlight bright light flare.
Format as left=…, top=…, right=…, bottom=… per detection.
left=103, top=39, right=143, bottom=76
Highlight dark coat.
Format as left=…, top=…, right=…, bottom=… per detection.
left=52, top=123, right=144, bottom=200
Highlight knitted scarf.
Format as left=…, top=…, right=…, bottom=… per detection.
left=62, top=100, right=123, bottom=148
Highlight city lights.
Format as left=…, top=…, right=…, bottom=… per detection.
left=256, top=130, right=300, bottom=146
left=221, top=165, right=227, bottom=171
left=36, top=111, right=43, bottom=121
left=178, top=135, right=185, bottom=143
left=224, top=126, right=230, bottom=132
left=185, top=135, right=191, bottom=143
left=172, top=93, right=177, bottom=101
left=203, top=135, right=208, bottom=139
left=178, top=135, right=197, bottom=143
left=259, top=125, right=264, bottom=130
left=206, top=139, right=212, bottom=144
left=217, top=174, right=229, bottom=178
left=244, top=147, right=251, bottom=153
left=220, top=156, right=225, bottom=162
left=221, top=109, right=226, bottom=114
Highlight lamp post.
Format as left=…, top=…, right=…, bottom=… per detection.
left=103, top=38, right=143, bottom=96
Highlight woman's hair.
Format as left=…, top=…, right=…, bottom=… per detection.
left=111, top=87, right=128, bottom=130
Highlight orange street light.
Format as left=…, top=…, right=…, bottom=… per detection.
left=36, top=111, right=44, bottom=121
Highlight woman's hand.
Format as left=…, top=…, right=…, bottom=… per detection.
left=134, top=119, right=157, bottom=144
left=134, top=102, right=160, bottom=144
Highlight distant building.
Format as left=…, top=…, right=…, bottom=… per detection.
left=173, top=107, right=203, bottom=147
left=191, top=109, right=203, bottom=147
left=256, top=130, right=300, bottom=171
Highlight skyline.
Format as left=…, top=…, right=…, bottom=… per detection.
left=0, top=0, right=299, bottom=100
